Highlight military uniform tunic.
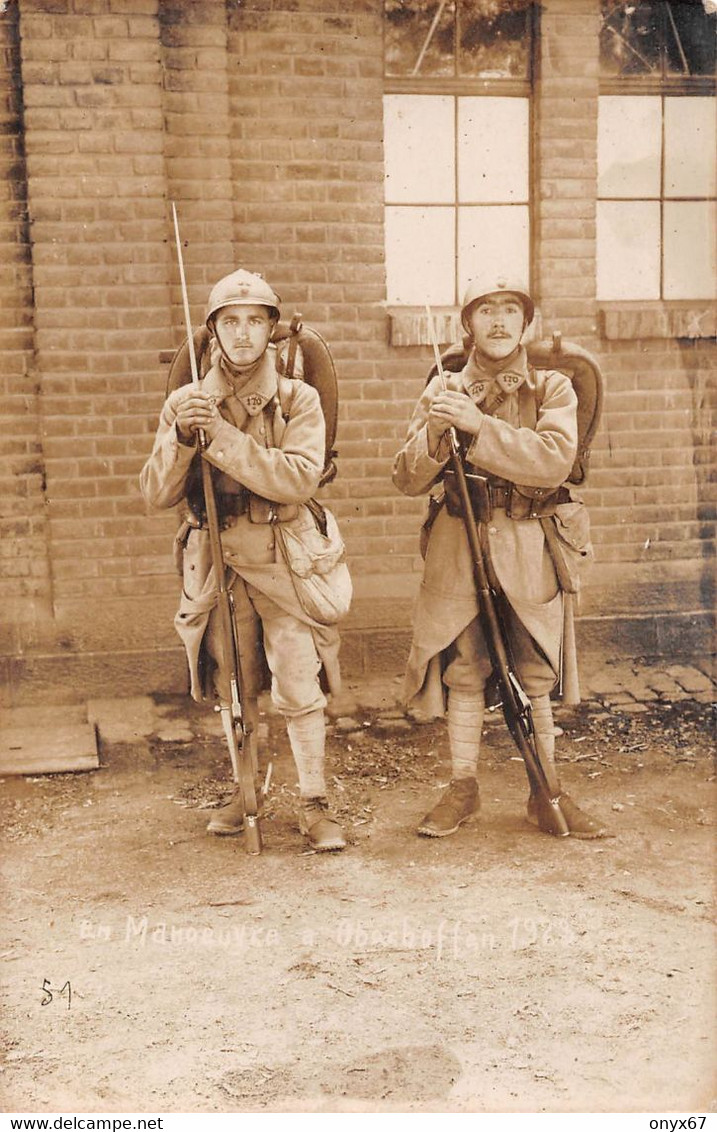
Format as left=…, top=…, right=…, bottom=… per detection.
left=393, top=345, right=583, bottom=717
left=140, top=346, right=341, bottom=712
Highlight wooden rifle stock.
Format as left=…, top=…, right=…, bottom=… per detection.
left=425, top=307, right=569, bottom=837
left=172, top=204, right=262, bottom=854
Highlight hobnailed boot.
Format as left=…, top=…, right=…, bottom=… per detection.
left=527, top=790, right=611, bottom=839
left=206, top=790, right=245, bottom=836
left=299, top=797, right=346, bottom=851
left=417, top=778, right=480, bottom=837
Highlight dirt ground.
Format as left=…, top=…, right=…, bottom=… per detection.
left=1, top=678, right=715, bottom=1115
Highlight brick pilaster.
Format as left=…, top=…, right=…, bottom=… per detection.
left=159, top=0, right=234, bottom=341
left=534, top=0, right=600, bottom=338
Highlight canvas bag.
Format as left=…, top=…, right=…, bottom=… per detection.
left=275, top=502, right=352, bottom=626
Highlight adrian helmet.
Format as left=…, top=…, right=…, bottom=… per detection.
left=205, top=269, right=281, bottom=326
left=461, top=274, right=535, bottom=331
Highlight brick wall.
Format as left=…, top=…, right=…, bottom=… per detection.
left=1, top=0, right=713, bottom=705
left=533, top=0, right=715, bottom=624
left=16, top=0, right=176, bottom=664
left=223, top=1, right=414, bottom=597
left=588, top=336, right=715, bottom=609
left=0, top=0, right=51, bottom=660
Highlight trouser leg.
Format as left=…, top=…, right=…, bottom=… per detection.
left=247, top=589, right=326, bottom=791
left=247, top=587, right=345, bottom=850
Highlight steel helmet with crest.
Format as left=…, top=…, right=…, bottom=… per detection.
left=461, top=274, right=535, bottom=335
left=205, top=268, right=281, bottom=327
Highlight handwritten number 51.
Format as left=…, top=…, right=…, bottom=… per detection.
left=40, top=979, right=71, bottom=1009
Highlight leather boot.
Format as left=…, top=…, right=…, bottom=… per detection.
left=527, top=790, right=611, bottom=839
left=417, top=778, right=480, bottom=837
left=299, top=797, right=346, bottom=851
left=206, top=790, right=245, bottom=836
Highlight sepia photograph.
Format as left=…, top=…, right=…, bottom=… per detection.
left=1, top=0, right=715, bottom=1123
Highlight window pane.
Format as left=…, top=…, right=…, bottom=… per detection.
left=663, top=201, right=717, bottom=298
left=665, top=96, right=717, bottom=198
left=385, top=0, right=456, bottom=78
left=664, top=1, right=716, bottom=76
left=384, top=95, right=455, bottom=204
left=458, top=96, right=529, bottom=202
left=458, top=0, right=532, bottom=79
left=600, top=1, right=663, bottom=77
left=458, top=205, right=530, bottom=300
left=385, top=206, right=456, bottom=304
left=598, top=95, right=662, bottom=198
left=600, top=1, right=716, bottom=78
left=597, top=200, right=661, bottom=299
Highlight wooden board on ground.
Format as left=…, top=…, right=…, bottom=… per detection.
left=0, top=724, right=99, bottom=776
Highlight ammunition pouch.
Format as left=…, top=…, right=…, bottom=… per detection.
left=443, top=470, right=494, bottom=522
left=507, top=482, right=571, bottom=520
left=443, top=470, right=570, bottom=523
left=186, top=488, right=248, bottom=531
left=187, top=487, right=299, bottom=529
left=248, top=496, right=299, bottom=525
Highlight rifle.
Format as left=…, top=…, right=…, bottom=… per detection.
left=172, top=204, right=262, bottom=855
left=425, top=306, right=569, bottom=838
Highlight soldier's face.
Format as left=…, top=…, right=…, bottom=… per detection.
left=467, top=293, right=526, bottom=361
left=214, top=304, right=274, bottom=367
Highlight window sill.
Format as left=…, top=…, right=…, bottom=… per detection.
left=598, top=301, right=716, bottom=341
left=387, top=307, right=462, bottom=347
left=387, top=306, right=544, bottom=347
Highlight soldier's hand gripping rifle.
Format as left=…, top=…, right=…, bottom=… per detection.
left=425, top=307, right=569, bottom=838
left=172, top=204, right=262, bottom=855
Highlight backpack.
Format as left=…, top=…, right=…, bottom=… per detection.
left=165, top=314, right=339, bottom=487
left=428, top=331, right=604, bottom=485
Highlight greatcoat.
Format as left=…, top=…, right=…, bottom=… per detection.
left=392, top=344, right=591, bottom=718
left=140, top=345, right=342, bottom=703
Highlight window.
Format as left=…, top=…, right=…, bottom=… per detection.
left=597, top=1, right=716, bottom=301
left=384, top=1, right=533, bottom=307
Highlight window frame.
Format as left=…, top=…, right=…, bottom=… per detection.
left=596, top=3, right=716, bottom=323
left=383, top=2, right=537, bottom=340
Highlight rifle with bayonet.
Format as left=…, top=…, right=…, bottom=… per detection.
left=425, top=305, right=569, bottom=838
left=171, top=204, right=262, bottom=855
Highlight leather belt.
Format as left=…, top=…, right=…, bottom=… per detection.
left=444, top=471, right=570, bottom=522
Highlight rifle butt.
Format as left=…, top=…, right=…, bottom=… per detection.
left=509, top=718, right=570, bottom=837
left=540, top=796, right=570, bottom=837
left=219, top=704, right=263, bottom=854
left=244, top=814, right=263, bottom=855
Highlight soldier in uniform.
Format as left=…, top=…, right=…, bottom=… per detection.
left=140, top=269, right=347, bottom=851
left=393, top=274, right=609, bottom=840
